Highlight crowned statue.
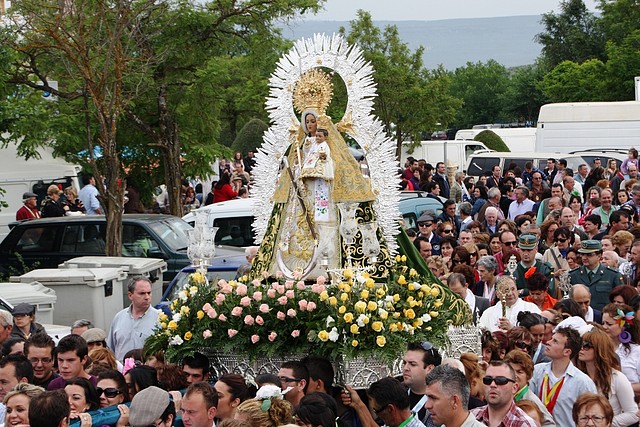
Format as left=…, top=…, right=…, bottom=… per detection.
left=250, top=68, right=391, bottom=280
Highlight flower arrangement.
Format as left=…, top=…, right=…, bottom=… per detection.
left=145, top=256, right=471, bottom=363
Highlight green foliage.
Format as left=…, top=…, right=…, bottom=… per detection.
left=598, top=0, right=640, bottom=44
left=604, top=30, right=640, bottom=100
left=540, top=59, right=608, bottom=102
left=474, top=130, right=510, bottom=152
left=340, top=11, right=461, bottom=154
left=231, top=119, right=268, bottom=154
left=502, top=64, right=548, bottom=124
left=536, top=0, right=606, bottom=68
left=448, top=60, right=510, bottom=128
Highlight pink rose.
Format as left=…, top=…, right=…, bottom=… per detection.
left=207, top=308, right=217, bottom=319
left=252, top=279, right=262, bottom=287
left=215, top=294, right=226, bottom=305
left=231, top=306, right=243, bottom=317
left=251, top=335, right=260, bottom=344
left=311, top=283, right=325, bottom=294
left=293, top=270, right=303, bottom=280
left=287, top=308, right=297, bottom=318
left=275, top=284, right=285, bottom=294
left=268, top=332, right=277, bottom=342
left=256, top=315, right=264, bottom=325
left=253, top=291, right=263, bottom=301
left=221, top=284, right=233, bottom=294
left=203, top=303, right=213, bottom=312
left=240, top=296, right=252, bottom=307
left=291, top=330, right=300, bottom=338
left=278, top=296, right=288, bottom=305
left=244, top=315, right=255, bottom=325
left=267, top=289, right=276, bottom=298
left=228, top=329, right=238, bottom=338
left=297, top=281, right=306, bottom=290
left=236, top=284, right=248, bottom=296
left=307, top=301, right=317, bottom=312
left=202, top=330, right=212, bottom=339
left=259, top=303, right=270, bottom=313
left=218, top=279, right=228, bottom=287
left=286, top=290, right=295, bottom=299
left=277, top=311, right=286, bottom=320
left=275, top=271, right=284, bottom=279
left=298, top=299, right=308, bottom=311
left=218, top=314, right=227, bottom=322
left=285, top=280, right=294, bottom=289
left=317, top=276, right=326, bottom=285
left=262, top=270, right=270, bottom=278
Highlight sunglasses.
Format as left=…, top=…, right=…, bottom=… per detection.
left=556, top=238, right=568, bottom=243
left=418, top=222, right=433, bottom=227
left=278, top=376, right=301, bottom=384
left=581, top=341, right=594, bottom=350
left=96, top=387, right=122, bottom=398
left=442, top=229, right=453, bottom=234
left=482, top=376, right=516, bottom=386
left=502, top=241, right=517, bottom=246
left=515, top=341, right=531, bottom=351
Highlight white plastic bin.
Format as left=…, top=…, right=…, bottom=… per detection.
left=0, top=281, right=57, bottom=324
left=11, top=268, right=127, bottom=331
left=59, top=256, right=167, bottom=307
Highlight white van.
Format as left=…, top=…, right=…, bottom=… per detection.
left=455, top=128, right=537, bottom=153
left=0, top=143, right=81, bottom=240
left=182, top=197, right=256, bottom=247
left=401, top=140, right=491, bottom=171
left=465, top=152, right=586, bottom=180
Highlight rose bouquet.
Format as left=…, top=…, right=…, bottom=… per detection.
left=145, top=256, right=471, bottom=363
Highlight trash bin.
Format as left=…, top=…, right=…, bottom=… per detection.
left=0, top=281, right=57, bottom=324
left=59, top=256, right=167, bottom=308
left=11, top=268, right=127, bottom=331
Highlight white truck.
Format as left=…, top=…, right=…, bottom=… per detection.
left=0, top=142, right=82, bottom=240
left=400, top=140, right=491, bottom=171
left=535, top=101, right=640, bottom=153
left=455, top=127, right=537, bottom=153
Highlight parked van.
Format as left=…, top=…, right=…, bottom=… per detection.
left=182, top=197, right=256, bottom=247
left=400, top=140, right=491, bottom=171
left=536, top=101, right=640, bottom=153
left=465, top=152, right=586, bottom=180
left=455, top=128, right=537, bottom=153
left=0, top=144, right=81, bottom=240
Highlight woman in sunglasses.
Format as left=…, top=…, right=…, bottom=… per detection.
left=602, top=303, right=640, bottom=401
left=576, top=327, right=638, bottom=427
left=541, top=226, right=573, bottom=285
left=96, top=369, right=130, bottom=408
left=505, top=327, right=533, bottom=356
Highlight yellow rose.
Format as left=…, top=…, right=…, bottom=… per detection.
left=397, top=275, right=407, bottom=285
left=197, top=310, right=205, bottom=320
left=413, top=318, right=423, bottom=328
left=405, top=308, right=416, bottom=319
left=376, top=288, right=386, bottom=298
left=190, top=285, right=199, bottom=293
left=408, top=283, right=415, bottom=291
left=191, top=272, right=204, bottom=284
left=393, top=294, right=400, bottom=302
left=344, top=312, right=354, bottom=323
left=180, top=306, right=190, bottom=315
left=395, top=255, right=402, bottom=262
left=160, top=322, right=167, bottom=329
left=430, top=311, right=439, bottom=318
left=418, top=292, right=424, bottom=299
left=340, top=292, right=349, bottom=302
left=360, top=289, right=370, bottom=299
left=367, top=301, right=377, bottom=311
left=320, top=291, right=329, bottom=301
left=401, top=255, right=407, bottom=262
left=318, top=330, right=329, bottom=342
left=344, top=269, right=354, bottom=279
left=365, top=278, right=375, bottom=289
left=397, top=322, right=404, bottom=331
left=376, top=335, right=387, bottom=347
left=379, top=309, right=388, bottom=320
left=430, top=287, right=440, bottom=297
left=159, top=313, right=169, bottom=322
left=352, top=339, right=359, bottom=347
left=339, top=305, right=347, bottom=314
left=328, top=296, right=338, bottom=306
left=355, top=301, right=367, bottom=312
left=167, top=321, right=178, bottom=331
left=407, top=296, right=415, bottom=303
left=371, top=321, right=383, bottom=332
left=410, top=300, right=419, bottom=308
left=393, top=312, right=401, bottom=318
left=184, top=331, right=193, bottom=341
left=434, top=301, right=443, bottom=308
left=389, top=323, right=398, bottom=332
left=409, top=268, right=418, bottom=278
left=421, top=284, right=431, bottom=293
left=362, top=316, right=370, bottom=325
left=350, top=324, right=360, bottom=334
left=343, top=284, right=351, bottom=293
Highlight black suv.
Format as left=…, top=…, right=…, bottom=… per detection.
left=0, top=215, right=192, bottom=281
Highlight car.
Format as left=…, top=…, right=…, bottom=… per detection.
left=0, top=215, right=192, bottom=282
left=183, top=198, right=256, bottom=247
left=568, top=149, right=626, bottom=169
left=399, top=191, right=444, bottom=230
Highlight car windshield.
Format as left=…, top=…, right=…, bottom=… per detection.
left=147, top=218, right=191, bottom=251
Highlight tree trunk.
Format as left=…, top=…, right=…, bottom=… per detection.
left=395, top=126, right=403, bottom=161
left=158, top=84, right=183, bottom=218
left=97, top=150, right=124, bottom=256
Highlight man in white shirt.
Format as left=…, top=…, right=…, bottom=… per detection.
left=508, top=186, right=535, bottom=220
left=478, top=276, right=540, bottom=332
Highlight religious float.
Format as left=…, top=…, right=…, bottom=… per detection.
left=145, top=34, right=476, bottom=387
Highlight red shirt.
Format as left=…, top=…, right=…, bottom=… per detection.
left=213, top=184, right=238, bottom=203
left=524, top=293, right=557, bottom=311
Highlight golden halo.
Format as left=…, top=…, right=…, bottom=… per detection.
left=292, top=68, right=333, bottom=115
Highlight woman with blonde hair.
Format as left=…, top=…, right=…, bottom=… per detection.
left=234, top=385, right=293, bottom=427
left=425, top=255, right=448, bottom=279
left=611, top=230, right=634, bottom=260
left=4, top=382, right=44, bottom=426
left=89, top=347, right=118, bottom=371
left=577, top=327, right=638, bottom=426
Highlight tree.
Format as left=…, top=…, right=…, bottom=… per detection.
left=535, top=0, right=606, bottom=68
left=540, top=59, right=608, bottom=102
left=1, top=0, right=158, bottom=255
left=340, top=10, right=460, bottom=156
left=502, top=64, right=548, bottom=125
left=474, top=130, right=509, bottom=152
left=604, top=30, right=640, bottom=100
left=448, top=60, right=510, bottom=128
left=231, top=118, right=269, bottom=153
left=598, top=0, right=640, bottom=44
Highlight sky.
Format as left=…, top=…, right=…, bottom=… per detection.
left=302, top=0, right=599, bottom=21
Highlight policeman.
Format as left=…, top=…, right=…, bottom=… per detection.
left=569, top=240, right=624, bottom=310
left=512, top=234, right=553, bottom=292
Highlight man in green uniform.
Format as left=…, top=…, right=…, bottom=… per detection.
left=512, top=234, right=553, bottom=292
left=569, top=240, right=624, bottom=310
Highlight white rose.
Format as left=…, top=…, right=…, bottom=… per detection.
left=328, top=327, right=339, bottom=342
left=172, top=313, right=182, bottom=322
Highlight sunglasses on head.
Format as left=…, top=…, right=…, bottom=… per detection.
left=482, top=376, right=515, bottom=386
left=96, top=387, right=122, bottom=398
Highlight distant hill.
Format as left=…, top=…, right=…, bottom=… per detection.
left=277, top=15, right=543, bottom=70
